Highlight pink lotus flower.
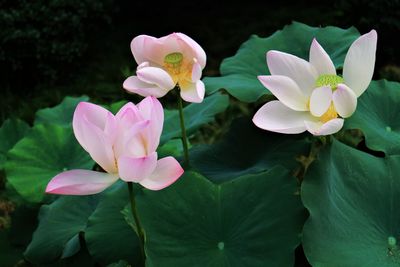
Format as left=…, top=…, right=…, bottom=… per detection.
left=46, top=97, right=184, bottom=195
left=123, top=33, right=206, bottom=103
left=253, top=30, right=377, bottom=136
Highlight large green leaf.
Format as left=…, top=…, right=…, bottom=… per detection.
left=0, top=118, right=30, bottom=169
left=302, top=140, right=400, bottom=267
left=204, top=22, right=360, bottom=102
left=24, top=195, right=100, bottom=264
left=137, top=170, right=305, bottom=267
left=345, top=80, right=400, bottom=155
left=5, top=124, right=93, bottom=203
left=161, top=92, right=229, bottom=144
left=34, top=96, right=89, bottom=127
left=85, top=182, right=141, bottom=266
left=190, top=118, right=310, bottom=183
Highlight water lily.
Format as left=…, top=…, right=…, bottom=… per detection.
left=46, top=97, right=184, bottom=195
left=253, top=30, right=377, bottom=135
left=123, top=33, right=206, bottom=103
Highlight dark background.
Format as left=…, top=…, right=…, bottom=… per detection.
left=1, top=0, right=399, bottom=124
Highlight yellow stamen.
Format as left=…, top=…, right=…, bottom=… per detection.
left=163, top=52, right=192, bottom=87
left=319, top=103, right=338, bottom=123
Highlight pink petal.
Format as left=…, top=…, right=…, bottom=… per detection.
left=118, top=152, right=158, bottom=182
left=136, top=67, right=175, bottom=91
left=123, top=76, right=170, bottom=98
left=138, top=97, right=164, bottom=152
left=191, top=62, right=202, bottom=81
left=113, top=120, right=150, bottom=159
left=267, top=50, right=318, bottom=98
left=46, top=170, right=119, bottom=195
left=304, top=118, right=344, bottom=136
left=343, top=30, right=377, bottom=97
left=115, top=102, right=142, bottom=126
left=258, top=75, right=308, bottom=111
left=175, top=32, right=207, bottom=69
left=180, top=80, right=205, bottom=103
left=309, top=86, right=332, bottom=117
left=130, top=35, right=151, bottom=65
left=139, top=157, right=184, bottom=190
left=332, top=84, right=357, bottom=118
left=73, top=103, right=117, bottom=173
left=309, top=38, right=336, bottom=76
left=252, top=100, right=313, bottom=134
left=80, top=118, right=117, bottom=173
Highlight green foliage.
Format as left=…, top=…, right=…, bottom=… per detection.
left=203, top=22, right=360, bottom=102
left=24, top=195, right=100, bottom=264
left=0, top=118, right=30, bottom=169
left=136, top=170, right=306, bottom=267
left=34, top=96, right=89, bottom=127
left=161, top=92, right=229, bottom=144
left=190, top=118, right=310, bottom=183
left=302, top=140, right=400, bottom=266
left=5, top=124, right=93, bottom=203
left=345, top=80, right=400, bottom=155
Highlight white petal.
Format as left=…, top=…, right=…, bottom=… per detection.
left=136, top=67, right=175, bottom=90
left=252, top=100, right=314, bottom=134
left=180, top=80, right=205, bottom=103
left=191, top=62, right=202, bottom=81
left=343, top=30, right=377, bottom=97
left=258, top=75, right=308, bottom=111
left=304, top=118, right=344, bottom=136
left=333, top=84, right=357, bottom=118
left=123, top=76, right=170, bottom=98
left=267, top=50, right=318, bottom=97
left=309, top=38, right=336, bottom=76
left=309, top=86, right=332, bottom=117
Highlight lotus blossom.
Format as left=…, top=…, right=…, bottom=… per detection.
left=123, top=33, right=207, bottom=103
left=46, top=97, right=184, bottom=195
left=253, top=30, right=377, bottom=136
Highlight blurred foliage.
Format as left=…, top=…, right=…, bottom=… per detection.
left=0, top=0, right=112, bottom=86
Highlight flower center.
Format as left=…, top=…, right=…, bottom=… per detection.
left=163, top=52, right=192, bottom=86
left=315, top=74, right=344, bottom=90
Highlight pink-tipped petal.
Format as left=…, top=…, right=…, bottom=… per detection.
left=267, top=50, right=318, bottom=97
left=130, top=35, right=150, bottom=65
left=304, top=118, right=344, bottom=136
left=343, top=30, right=377, bottom=97
left=175, top=32, right=207, bottom=68
left=113, top=120, right=150, bottom=159
left=309, top=38, right=336, bottom=76
left=333, top=84, right=357, bottom=118
left=115, top=102, right=143, bottom=127
left=309, top=86, right=333, bottom=117
left=258, top=75, right=308, bottom=111
left=123, top=76, right=170, bottom=98
left=46, top=170, right=119, bottom=195
left=118, top=152, right=158, bottom=183
left=136, top=67, right=175, bottom=91
left=191, top=62, right=202, bottom=81
left=180, top=80, right=205, bottom=103
left=252, top=100, right=314, bottom=134
left=139, top=157, right=184, bottom=190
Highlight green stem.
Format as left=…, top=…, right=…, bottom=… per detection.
left=127, top=182, right=146, bottom=265
left=178, top=94, right=190, bottom=166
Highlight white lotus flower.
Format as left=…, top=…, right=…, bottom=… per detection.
left=253, top=30, right=377, bottom=136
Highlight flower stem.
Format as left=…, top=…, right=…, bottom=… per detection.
left=127, top=182, right=146, bottom=265
left=177, top=94, right=190, bottom=166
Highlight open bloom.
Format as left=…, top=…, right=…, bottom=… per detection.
left=253, top=30, right=377, bottom=135
left=123, top=33, right=206, bottom=103
left=46, top=97, right=184, bottom=195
